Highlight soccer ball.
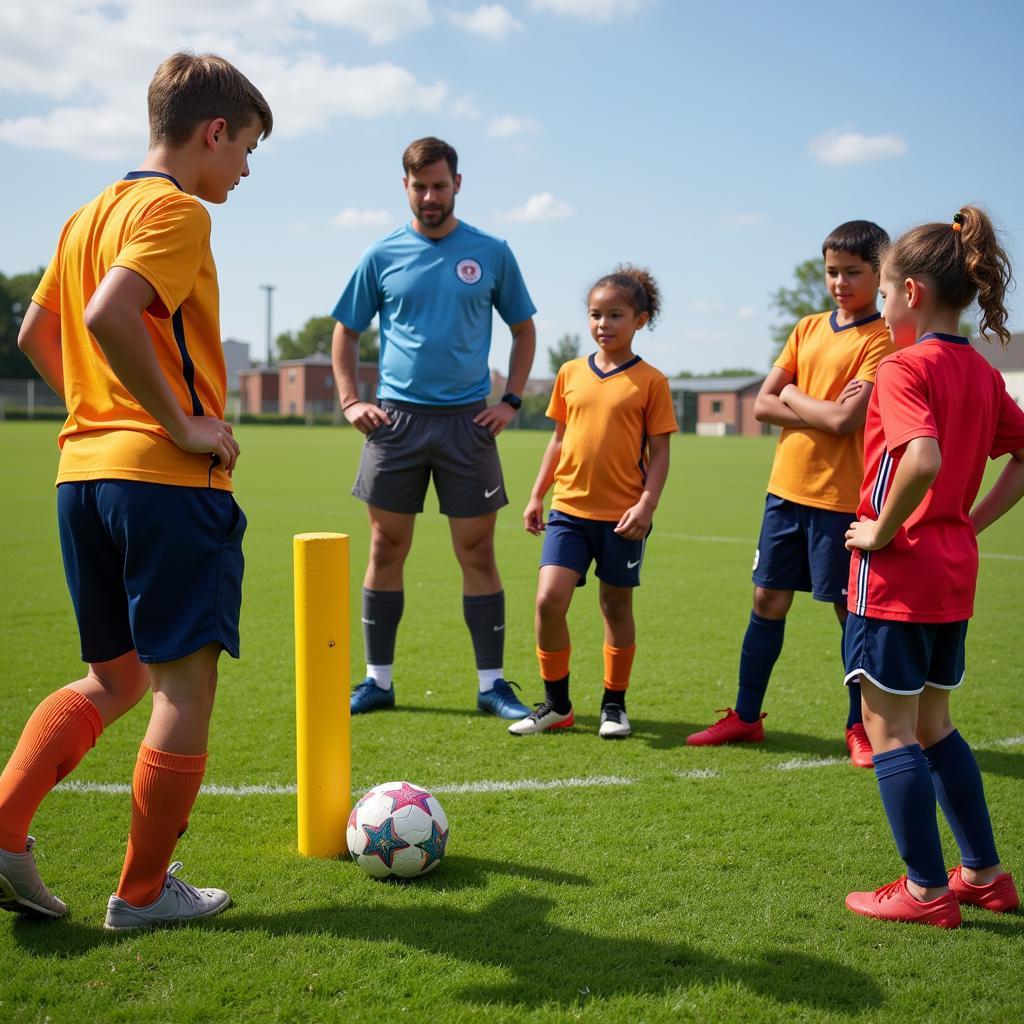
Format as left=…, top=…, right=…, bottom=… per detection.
left=346, top=781, right=449, bottom=879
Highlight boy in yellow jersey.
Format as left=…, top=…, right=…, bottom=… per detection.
left=510, top=266, right=678, bottom=739
left=687, top=221, right=892, bottom=765
left=0, top=53, right=271, bottom=930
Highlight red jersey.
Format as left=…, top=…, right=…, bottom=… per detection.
left=849, top=333, right=1024, bottom=623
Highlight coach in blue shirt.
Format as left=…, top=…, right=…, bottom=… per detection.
left=332, top=137, right=537, bottom=720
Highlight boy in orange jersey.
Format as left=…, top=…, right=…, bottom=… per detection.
left=0, top=53, right=271, bottom=930
left=687, top=221, right=892, bottom=765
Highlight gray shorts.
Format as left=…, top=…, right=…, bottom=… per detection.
left=352, top=400, right=508, bottom=517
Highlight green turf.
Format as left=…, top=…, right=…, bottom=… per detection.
left=1, top=420, right=1022, bottom=1023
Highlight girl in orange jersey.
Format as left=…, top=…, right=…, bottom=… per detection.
left=510, top=267, right=678, bottom=738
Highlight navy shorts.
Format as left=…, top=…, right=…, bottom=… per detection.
left=751, top=493, right=851, bottom=602
left=57, top=480, right=246, bottom=664
left=353, top=400, right=507, bottom=518
left=843, top=613, right=968, bottom=695
left=540, top=510, right=647, bottom=588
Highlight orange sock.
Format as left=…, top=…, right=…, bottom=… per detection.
left=0, top=688, right=102, bottom=852
left=116, top=743, right=208, bottom=908
left=603, top=643, right=636, bottom=691
left=537, top=645, right=571, bottom=682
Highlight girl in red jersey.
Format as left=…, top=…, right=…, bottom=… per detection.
left=509, top=266, right=678, bottom=739
left=843, top=206, right=1024, bottom=928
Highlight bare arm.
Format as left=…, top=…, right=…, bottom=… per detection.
left=753, top=366, right=809, bottom=429
left=84, top=267, right=239, bottom=471
left=331, top=321, right=389, bottom=434
left=615, top=432, right=671, bottom=540
left=475, top=317, right=537, bottom=435
left=17, top=301, right=64, bottom=398
left=845, top=436, right=941, bottom=551
left=524, top=421, right=565, bottom=534
left=970, top=448, right=1024, bottom=534
left=779, top=379, right=872, bottom=435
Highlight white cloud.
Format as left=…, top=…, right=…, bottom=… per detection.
left=808, top=129, right=908, bottom=165
left=0, top=4, right=447, bottom=159
left=737, top=306, right=759, bottom=320
left=721, top=211, right=765, bottom=229
left=485, top=115, right=540, bottom=139
left=330, top=208, right=392, bottom=228
left=296, top=0, right=432, bottom=44
left=451, top=4, right=523, bottom=40
left=531, top=0, right=646, bottom=20
left=501, top=192, right=573, bottom=222
left=688, top=299, right=726, bottom=314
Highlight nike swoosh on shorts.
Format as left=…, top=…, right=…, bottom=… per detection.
left=484, top=486, right=501, bottom=498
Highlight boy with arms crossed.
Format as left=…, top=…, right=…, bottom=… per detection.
left=688, top=221, right=892, bottom=766
left=0, top=53, right=271, bottom=930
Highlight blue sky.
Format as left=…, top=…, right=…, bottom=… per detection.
left=2, top=0, right=1023, bottom=378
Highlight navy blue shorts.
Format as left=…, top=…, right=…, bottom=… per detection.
left=540, top=510, right=647, bottom=588
left=843, top=613, right=968, bottom=695
left=751, top=493, right=851, bottom=602
left=57, top=481, right=246, bottom=664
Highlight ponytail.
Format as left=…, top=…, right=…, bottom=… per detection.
left=884, top=205, right=1013, bottom=346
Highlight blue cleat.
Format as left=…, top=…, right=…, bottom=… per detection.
left=477, top=679, right=531, bottom=719
left=350, top=678, right=395, bottom=715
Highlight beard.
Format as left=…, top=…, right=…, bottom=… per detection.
left=414, top=197, right=455, bottom=227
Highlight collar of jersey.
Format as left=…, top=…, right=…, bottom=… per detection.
left=918, top=332, right=969, bottom=345
left=588, top=353, right=642, bottom=379
left=405, top=220, right=463, bottom=245
left=829, top=309, right=882, bottom=333
left=124, top=170, right=183, bottom=191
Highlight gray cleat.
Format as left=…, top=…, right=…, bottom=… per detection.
left=104, top=861, right=231, bottom=931
left=0, top=836, right=69, bottom=919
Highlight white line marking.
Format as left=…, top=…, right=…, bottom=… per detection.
left=991, top=735, right=1024, bottom=747
left=48, top=736, right=1022, bottom=798
left=771, top=756, right=846, bottom=771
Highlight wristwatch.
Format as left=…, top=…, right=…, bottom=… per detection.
left=500, top=392, right=522, bottom=410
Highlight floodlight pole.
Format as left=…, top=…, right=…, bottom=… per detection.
left=260, top=284, right=276, bottom=366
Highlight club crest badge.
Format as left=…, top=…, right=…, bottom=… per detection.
left=456, top=258, right=482, bottom=284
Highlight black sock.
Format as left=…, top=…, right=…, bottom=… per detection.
left=543, top=675, right=571, bottom=714
left=362, top=588, right=404, bottom=666
left=463, top=591, right=505, bottom=672
left=601, top=688, right=626, bottom=713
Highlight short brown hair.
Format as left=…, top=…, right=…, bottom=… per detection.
left=402, top=137, right=458, bottom=178
left=148, top=52, right=273, bottom=148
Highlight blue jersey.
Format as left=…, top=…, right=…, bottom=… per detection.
left=332, top=221, right=536, bottom=405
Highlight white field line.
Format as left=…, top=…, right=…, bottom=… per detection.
left=48, top=736, right=1021, bottom=797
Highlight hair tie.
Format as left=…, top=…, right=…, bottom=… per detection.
left=952, top=212, right=964, bottom=233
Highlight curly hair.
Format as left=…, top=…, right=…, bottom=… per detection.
left=589, top=264, right=662, bottom=327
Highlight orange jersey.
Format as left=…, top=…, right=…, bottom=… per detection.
left=547, top=354, right=678, bottom=521
left=767, top=310, right=893, bottom=512
left=33, top=172, right=232, bottom=491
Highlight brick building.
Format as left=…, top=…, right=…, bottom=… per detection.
left=238, top=358, right=379, bottom=415
left=668, top=375, right=767, bottom=436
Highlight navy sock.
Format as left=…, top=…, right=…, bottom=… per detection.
left=601, top=688, right=626, bottom=713
left=840, top=617, right=863, bottom=728
left=362, top=588, right=404, bottom=666
left=463, top=592, right=505, bottom=671
left=873, top=745, right=947, bottom=887
left=924, top=730, right=999, bottom=870
left=735, top=612, right=785, bottom=724
left=543, top=675, right=571, bottom=715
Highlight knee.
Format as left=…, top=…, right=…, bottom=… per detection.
left=753, top=588, right=791, bottom=619
left=536, top=588, right=570, bottom=623
left=369, top=530, right=410, bottom=569
left=454, top=534, right=495, bottom=572
left=599, top=593, right=632, bottom=624
left=90, top=660, right=150, bottom=712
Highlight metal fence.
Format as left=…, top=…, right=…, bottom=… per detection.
left=0, top=378, right=66, bottom=419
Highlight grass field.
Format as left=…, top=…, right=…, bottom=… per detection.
left=1, top=420, right=1022, bottom=1024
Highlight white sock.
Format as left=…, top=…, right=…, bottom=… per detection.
left=367, top=664, right=393, bottom=690
left=478, top=668, right=504, bottom=692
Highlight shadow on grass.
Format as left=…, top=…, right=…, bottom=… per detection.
left=974, top=747, right=1024, bottom=781
left=9, top=869, right=884, bottom=1013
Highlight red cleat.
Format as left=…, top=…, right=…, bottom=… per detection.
left=686, top=708, right=765, bottom=746
left=845, top=723, right=874, bottom=768
left=947, top=866, right=1020, bottom=913
left=845, top=876, right=961, bottom=928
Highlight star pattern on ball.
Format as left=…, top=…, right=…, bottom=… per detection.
left=383, top=782, right=434, bottom=814
left=415, top=820, right=449, bottom=869
left=361, top=818, right=411, bottom=868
